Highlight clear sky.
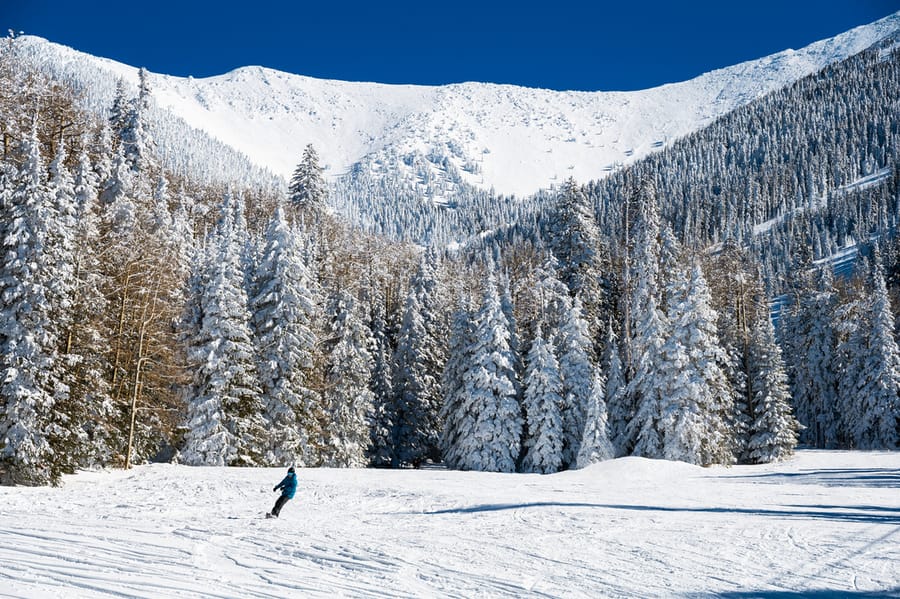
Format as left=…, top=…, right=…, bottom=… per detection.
left=3, top=0, right=899, bottom=91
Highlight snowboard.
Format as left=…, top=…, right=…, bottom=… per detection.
left=265, top=512, right=277, bottom=519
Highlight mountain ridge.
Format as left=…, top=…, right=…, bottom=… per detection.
left=14, top=11, right=900, bottom=199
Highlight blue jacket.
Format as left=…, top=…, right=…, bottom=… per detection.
left=274, top=472, right=298, bottom=498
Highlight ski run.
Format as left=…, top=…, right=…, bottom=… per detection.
left=1, top=450, right=898, bottom=598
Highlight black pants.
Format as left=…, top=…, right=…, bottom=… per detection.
left=271, top=495, right=290, bottom=516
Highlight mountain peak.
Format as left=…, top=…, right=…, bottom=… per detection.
left=15, top=12, right=900, bottom=198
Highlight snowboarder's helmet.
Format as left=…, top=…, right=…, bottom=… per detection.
left=288, top=467, right=295, bottom=473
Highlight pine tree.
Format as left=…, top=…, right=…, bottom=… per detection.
left=575, top=371, right=615, bottom=468
left=0, top=125, right=58, bottom=485
left=289, top=143, right=328, bottom=218
left=440, top=298, right=474, bottom=470
left=658, top=264, right=735, bottom=465
left=556, top=296, right=596, bottom=468
left=547, top=177, right=610, bottom=349
left=392, top=254, right=444, bottom=467
left=602, top=324, right=629, bottom=456
left=321, top=291, right=375, bottom=467
left=70, top=145, right=115, bottom=466
left=522, top=325, right=564, bottom=474
left=181, top=194, right=267, bottom=466
left=366, top=292, right=396, bottom=468
left=783, top=267, right=839, bottom=448
left=623, top=178, right=668, bottom=457
left=847, top=265, right=900, bottom=449
left=119, top=68, right=155, bottom=175
left=747, top=315, right=799, bottom=463
left=392, top=284, right=441, bottom=466
left=454, top=270, right=523, bottom=473
left=250, top=205, right=321, bottom=466
left=44, top=138, right=89, bottom=474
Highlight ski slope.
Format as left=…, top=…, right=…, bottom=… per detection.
left=1, top=450, right=898, bottom=598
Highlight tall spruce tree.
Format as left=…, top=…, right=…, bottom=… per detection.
left=250, top=205, right=321, bottom=466
left=181, top=194, right=267, bottom=466
left=658, top=264, right=735, bottom=465
left=0, top=124, right=58, bottom=485
left=289, top=143, right=328, bottom=219
left=547, top=177, right=610, bottom=350
left=392, top=254, right=444, bottom=467
left=783, top=267, right=839, bottom=447
left=556, top=296, right=596, bottom=468
left=575, top=371, right=615, bottom=468
left=366, top=291, right=396, bottom=467
left=602, top=324, right=629, bottom=456
left=846, top=264, right=900, bottom=449
left=453, top=270, right=523, bottom=473
left=624, top=180, right=668, bottom=458
left=440, top=298, right=474, bottom=470
left=747, top=315, right=799, bottom=462
left=321, top=291, right=375, bottom=467
left=522, top=325, right=564, bottom=474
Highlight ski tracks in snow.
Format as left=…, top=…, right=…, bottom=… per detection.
left=1, top=452, right=899, bottom=597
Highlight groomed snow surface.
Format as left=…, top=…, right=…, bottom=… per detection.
left=1, top=451, right=898, bottom=598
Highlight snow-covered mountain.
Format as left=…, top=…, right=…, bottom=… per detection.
left=15, top=11, right=900, bottom=198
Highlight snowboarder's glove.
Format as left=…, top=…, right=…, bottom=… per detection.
left=273, top=486, right=278, bottom=492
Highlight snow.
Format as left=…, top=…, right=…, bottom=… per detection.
left=753, top=168, right=895, bottom=237
left=15, top=11, right=900, bottom=197
left=1, top=450, right=898, bottom=597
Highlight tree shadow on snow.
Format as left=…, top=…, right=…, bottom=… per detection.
left=709, top=589, right=900, bottom=598
left=714, top=468, right=900, bottom=488
left=424, top=502, right=900, bottom=525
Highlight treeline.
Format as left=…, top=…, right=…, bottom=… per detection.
left=2, top=31, right=899, bottom=487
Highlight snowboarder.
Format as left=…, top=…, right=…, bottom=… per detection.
left=267, top=466, right=297, bottom=518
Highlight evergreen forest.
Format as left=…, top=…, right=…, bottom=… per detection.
left=1, top=30, right=898, bottom=487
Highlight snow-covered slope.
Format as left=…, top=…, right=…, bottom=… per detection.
left=1, top=450, right=898, bottom=597
left=15, top=11, right=900, bottom=197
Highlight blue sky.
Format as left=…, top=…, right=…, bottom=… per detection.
left=3, top=1, right=899, bottom=91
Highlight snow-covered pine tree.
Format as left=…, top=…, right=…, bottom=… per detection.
left=602, top=323, right=629, bottom=457
left=99, top=145, right=137, bottom=239
left=846, top=264, right=900, bottom=449
left=288, top=143, right=328, bottom=219
left=547, top=177, right=610, bottom=351
left=575, top=370, right=614, bottom=468
left=250, top=205, right=322, bottom=466
left=440, top=297, right=474, bottom=470
left=782, top=267, right=839, bottom=448
left=624, top=179, right=668, bottom=458
left=44, top=138, right=89, bottom=474
left=454, top=269, right=523, bottom=473
left=118, top=68, right=155, bottom=175
left=70, top=144, right=115, bottom=466
left=499, top=270, right=524, bottom=388
left=522, top=325, right=564, bottom=474
left=181, top=193, right=267, bottom=467
left=108, top=78, right=129, bottom=145
left=657, top=225, right=682, bottom=315
left=321, top=291, right=375, bottom=467
left=0, top=124, right=58, bottom=485
left=392, top=286, right=438, bottom=466
left=746, top=314, right=799, bottom=463
left=556, top=296, right=596, bottom=468
left=392, top=254, right=444, bottom=467
left=365, top=290, right=396, bottom=468
left=658, top=264, right=735, bottom=465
